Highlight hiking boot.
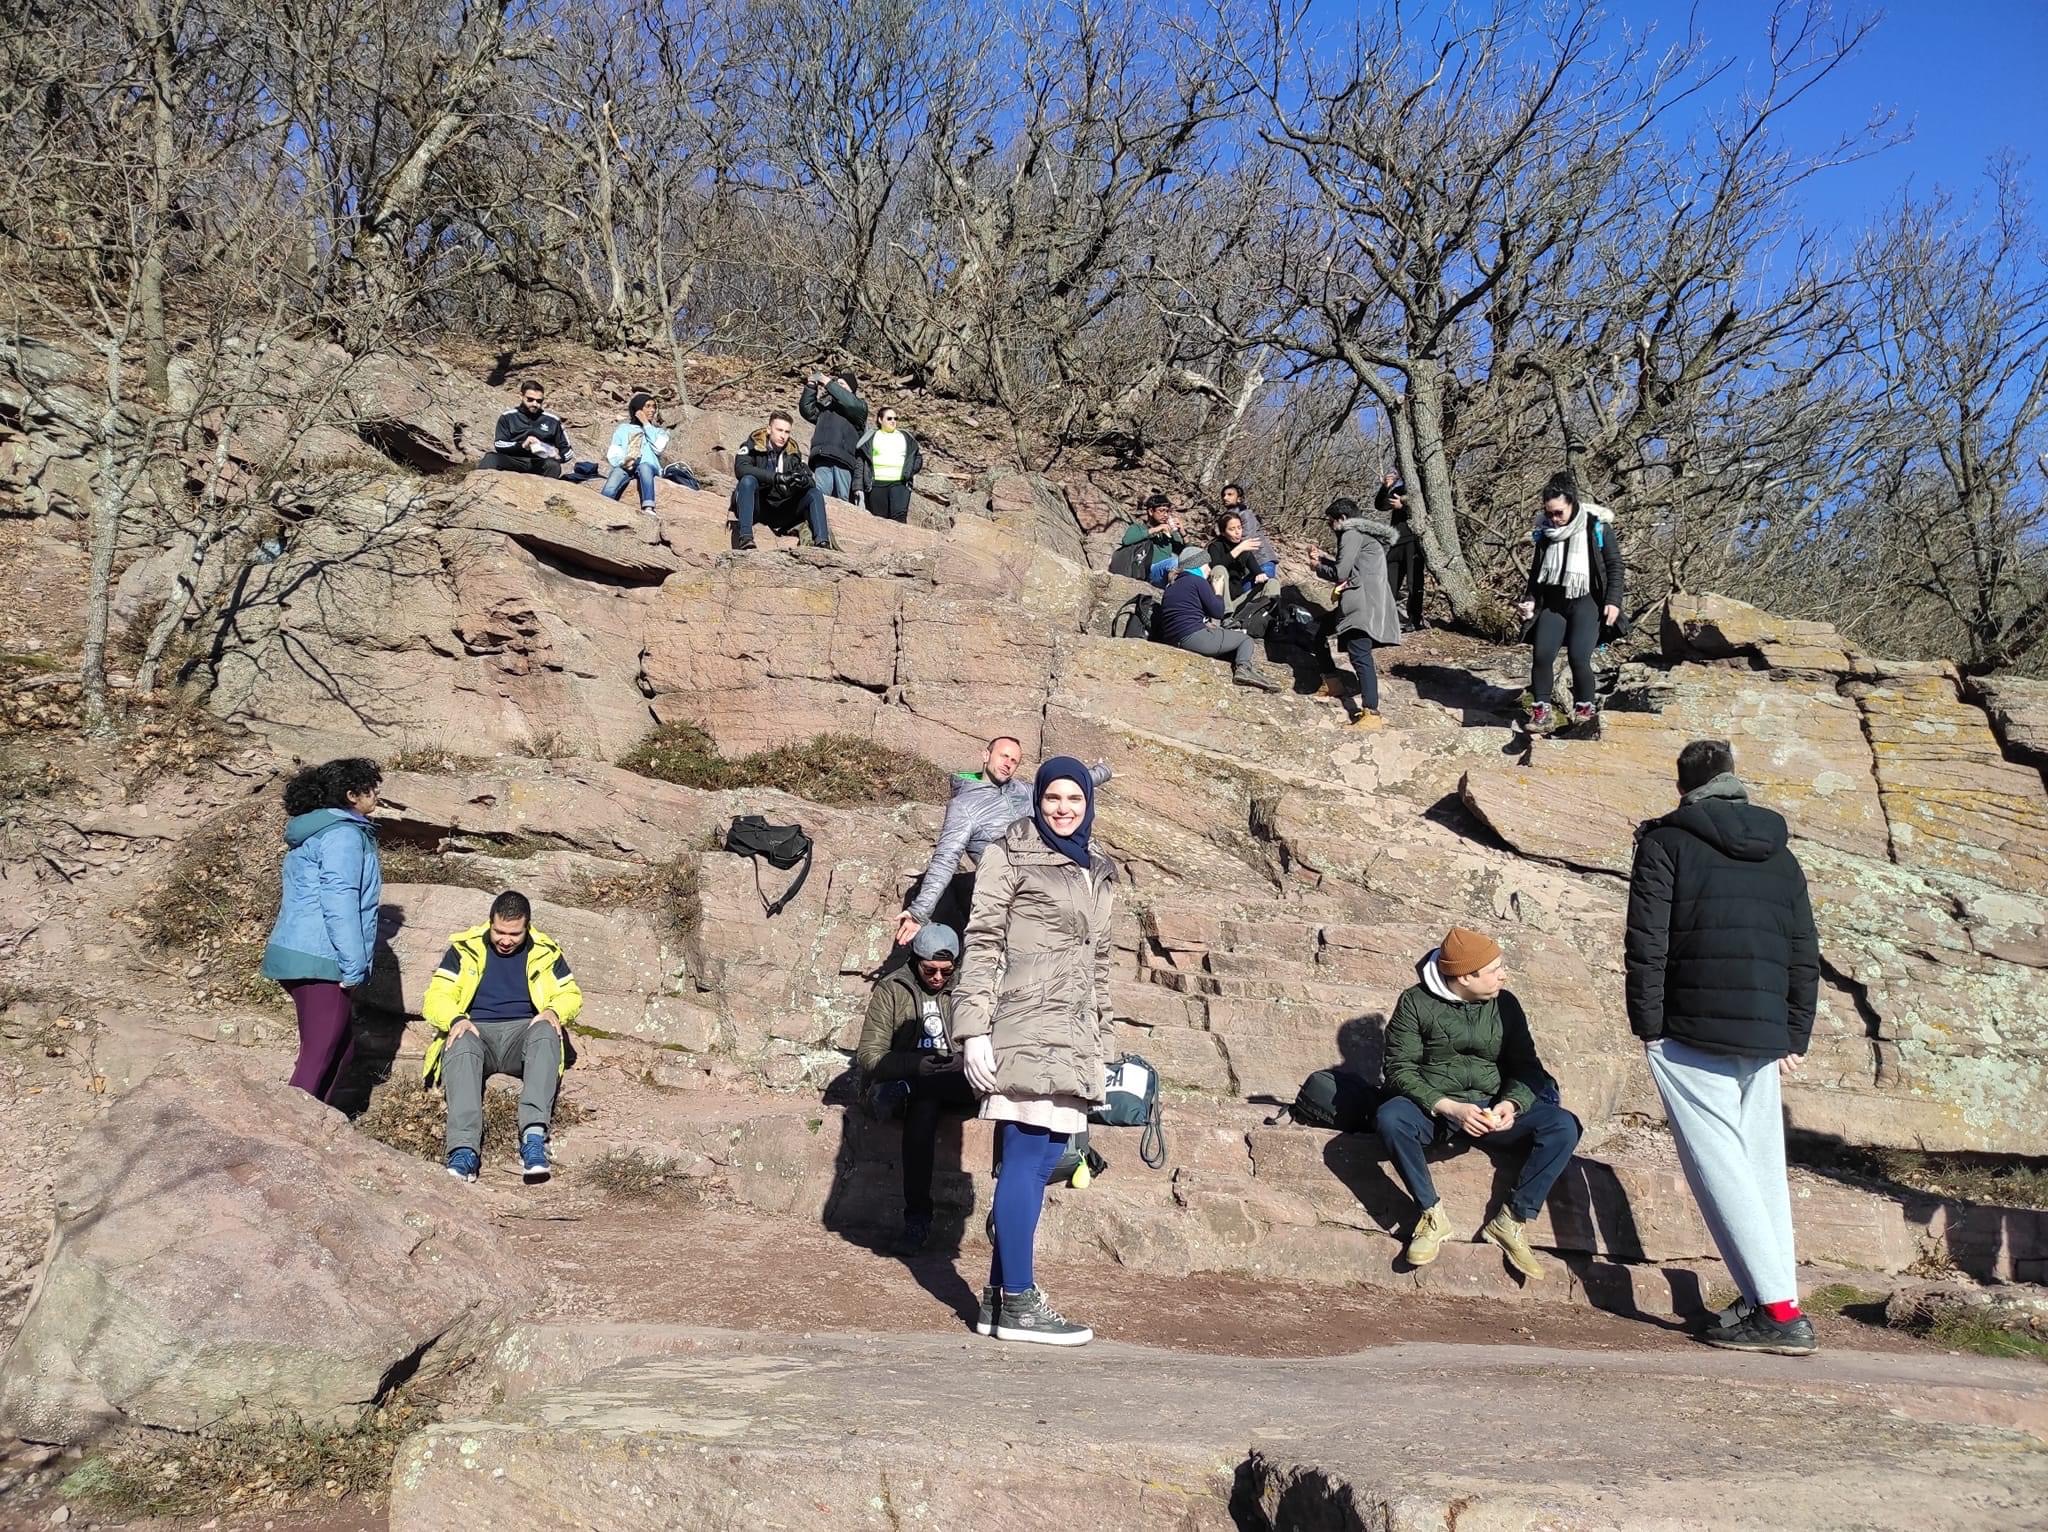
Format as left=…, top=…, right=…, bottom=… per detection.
left=1481, top=1209, right=1548, bottom=1281
left=1404, top=1202, right=1453, bottom=1267
left=891, top=1213, right=933, bottom=1256
left=446, top=1147, right=480, bottom=1183
left=1700, top=1296, right=1757, bottom=1334
left=1350, top=708, right=1385, bottom=731
left=1524, top=702, right=1555, bottom=732
left=1234, top=669, right=1282, bottom=692
left=975, top=1285, right=998, bottom=1337
left=994, top=1286, right=1093, bottom=1346
left=1572, top=701, right=1597, bottom=726
left=734, top=536, right=757, bottom=551
left=519, top=1127, right=551, bottom=1185
left=1703, top=1308, right=1818, bottom=1357
left=1319, top=673, right=1348, bottom=699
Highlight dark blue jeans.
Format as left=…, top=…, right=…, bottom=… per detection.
left=733, top=476, right=830, bottom=545
left=1374, top=1094, right=1582, bottom=1223
left=1345, top=636, right=1380, bottom=711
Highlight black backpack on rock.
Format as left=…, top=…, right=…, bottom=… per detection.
left=1271, top=1068, right=1382, bottom=1132
left=1112, top=592, right=1160, bottom=641
left=723, top=815, right=813, bottom=917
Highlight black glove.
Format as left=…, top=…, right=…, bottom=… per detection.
left=917, top=1051, right=954, bottom=1077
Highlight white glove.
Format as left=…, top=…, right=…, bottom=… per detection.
left=963, top=1035, right=998, bottom=1093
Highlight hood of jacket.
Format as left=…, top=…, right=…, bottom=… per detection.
left=283, top=808, right=370, bottom=848
left=1658, top=789, right=1789, bottom=863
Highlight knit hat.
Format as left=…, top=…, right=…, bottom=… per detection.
left=1176, top=547, right=1209, bottom=573
left=911, top=924, right=960, bottom=960
left=1437, top=926, right=1502, bottom=978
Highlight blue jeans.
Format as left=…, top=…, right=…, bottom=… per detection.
left=601, top=461, right=658, bottom=507
left=1374, top=1094, right=1582, bottom=1223
left=733, top=476, right=830, bottom=546
left=1345, top=636, right=1380, bottom=711
left=812, top=463, right=854, bottom=501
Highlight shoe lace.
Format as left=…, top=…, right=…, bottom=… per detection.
left=1032, top=1291, right=1073, bottom=1325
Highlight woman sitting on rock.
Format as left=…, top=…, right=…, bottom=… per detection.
left=600, top=392, right=670, bottom=514
left=952, top=758, right=1118, bottom=1346
left=1206, top=511, right=1272, bottom=610
left=259, top=757, right=383, bottom=1104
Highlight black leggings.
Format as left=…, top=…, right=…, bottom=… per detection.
left=1530, top=590, right=1598, bottom=707
left=1387, top=540, right=1424, bottom=627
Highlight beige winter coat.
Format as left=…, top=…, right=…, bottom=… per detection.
left=949, top=817, right=1118, bottom=1105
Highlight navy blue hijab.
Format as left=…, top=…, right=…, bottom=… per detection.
left=1031, top=756, right=1095, bottom=867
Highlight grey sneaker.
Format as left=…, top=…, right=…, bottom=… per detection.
left=1703, top=1308, right=1817, bottom=1357
left=994, top=1286, right=1093, bottom=1346
left=975, top=1285, right=998, bottom=1337
left=1702, top=1297, right=1757, bottom=1333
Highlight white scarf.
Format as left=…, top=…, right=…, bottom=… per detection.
left=1535, top=502, right=1606, bottom=599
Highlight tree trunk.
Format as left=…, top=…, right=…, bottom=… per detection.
left=1399, top=361, right=1484, bottom=618
left=138, top=1, right=179, bottom=397
left=79, top=428, right=129, bottom=735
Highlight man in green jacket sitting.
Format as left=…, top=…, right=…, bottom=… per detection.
left=1375, top=926, right=1581, bottom=1281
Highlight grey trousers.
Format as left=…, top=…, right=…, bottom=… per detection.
left=1178, top=625, right=1255, bottom=673
left=443, top=1018, right=562, bottom=1154
left=1646, top=1037, right=1798, bottom=1305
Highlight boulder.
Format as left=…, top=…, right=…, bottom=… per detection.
left=1661, top=590, right=1858, bottom=673
left=0, top=1049, right=525, bottom=1442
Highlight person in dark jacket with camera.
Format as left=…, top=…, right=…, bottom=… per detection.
left=1516, top=471, right=1625, bottom=731
left=1376, top=472, right=1425, bottom=631
left=799, top=370, right=869, bottom=502
left=1626, top=738, right=1822, bottom=1357
left=858, top=924, right=973, bottom=1255
left=732, top=408, right=834, bottom=550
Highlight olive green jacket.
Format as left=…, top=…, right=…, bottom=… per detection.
left=1381, top=975, right=1554, bottom=1117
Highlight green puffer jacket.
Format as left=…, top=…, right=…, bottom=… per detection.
left=1381, top=972, right=1555, bottom=1117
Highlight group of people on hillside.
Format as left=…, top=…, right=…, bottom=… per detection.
left=473, top=370, right=925, bottom=552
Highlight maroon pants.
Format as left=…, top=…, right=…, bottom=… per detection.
left=284, top=979, right=356, bottom=1102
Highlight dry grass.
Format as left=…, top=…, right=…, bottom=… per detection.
left=130, top=805, right=282, bottom=1005
left=553, top=857, right=702, bottom=956
left=378, top=841, right=503, bottom=891
left=582, top=1148, right=705, bottom=1204
left=58, top=1389, right=432, bottom=1518
left=1796, top=1139, right=2048, bottom=1212
left=0, top=738, right=73, bottom=805
left=355, top=1075, right=590, bottom=1163
left=618, top=721, right=946, bottom=807
left=388, top=740, right=485, bottom=774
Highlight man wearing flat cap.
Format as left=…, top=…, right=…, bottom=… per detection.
left=1374, top=926, right=1582, bottom=1281
left=859, top=923, right=975, bottom=1255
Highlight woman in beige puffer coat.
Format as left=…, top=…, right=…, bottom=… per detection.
left=952, top=756, right=1116, bottom=1346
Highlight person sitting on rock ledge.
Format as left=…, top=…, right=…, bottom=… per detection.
left=1114, top=493, right=1189, bottom=586
left=858, top=923, right=974, bottom=1255
left=1375, top=926, right=1582, bottom=1282
left=479, top=379, right=572, bottom=478
left=896, top=737, right=1111, bottom=948
left=422, top=890, right=583, bottom=1186
left=599, top=391, right=670, bottom=514
left=732, top=408, right=834, bottom=551
left=1156, top=547, right=1281, bottom=691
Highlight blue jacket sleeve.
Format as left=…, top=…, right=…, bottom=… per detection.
left=1195, top=579, right=1225, bottom=620
left=316, top=829, right=372, bottom=987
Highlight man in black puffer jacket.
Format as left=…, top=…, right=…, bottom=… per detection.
left=1626, top=737, right=1821, bottom=1357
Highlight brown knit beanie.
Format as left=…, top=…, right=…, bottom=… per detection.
left=1438, top=927, right=1502, bottom=978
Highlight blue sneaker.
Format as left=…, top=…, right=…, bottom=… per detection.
left=520, top=1127, right=551, bottom=1184
left=446, top=1147, right=480, bottom=1183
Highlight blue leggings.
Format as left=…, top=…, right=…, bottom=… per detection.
left=988, top=1121, right=1069, bottom=1294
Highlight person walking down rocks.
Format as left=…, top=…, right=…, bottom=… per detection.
left=858, top=924, right=974, bottom=1255
left=1374, top=927, right=1582, bottom=1282
left=1157, top=547, right=1282, bottom=691
left=799, top=369, right=869, bottom=503
left=1377, top=473, right=1425, bottom=632
left=896, top=738, right=1111, bottom=947
left=857, top=404, right=923, bottom=522
left=600, top=391, right=669, bottom=513
left=260, top=758, right=383, bottom=1103
left=479, top=379, right=572, bottom=477
left=1517, top=471, right=1624, bottom=733
left=422, top=890, right=584, bottom=1186
left=1314, top=497, right=1402, bottom=730
left=1626, top=739, right=1823, bottom=1357
left=953, top=759, right=1119, bottom=1345
left=732, top=409, right=834, bottom=551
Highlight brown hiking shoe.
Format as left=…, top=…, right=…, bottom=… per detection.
left=1350, top=708, right=1385, bottom=730
left=1404, top=1203, right=1453, bottom=1266
left=1482, top=1208, right=1547, bottom=1281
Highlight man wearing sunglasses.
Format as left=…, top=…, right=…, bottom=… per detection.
left=479, top=379, right=573, bottom=478
left=857, top=924, right=972, bottom=1255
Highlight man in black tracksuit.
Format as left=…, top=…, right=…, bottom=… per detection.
left=480, top=380, right=573, bottom=478
left=1625, top=737, right=1822, bottom=1356
left=799, top=371, right=868, bottom=504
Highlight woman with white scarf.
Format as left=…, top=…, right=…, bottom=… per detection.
left=1516, top=472, right=1625, bottom=731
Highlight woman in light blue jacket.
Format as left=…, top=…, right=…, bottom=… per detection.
left=259, top=758, right=383, bottom=1102
left=600, top=392, right=669, bottom=512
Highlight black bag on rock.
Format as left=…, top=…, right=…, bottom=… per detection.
left=723, top=815, right=813, bottom=917
left=1277, top=1068, right=1382, bottom=1132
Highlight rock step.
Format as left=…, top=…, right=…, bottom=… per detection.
left=385, top=1324, right=2048, bottom=1532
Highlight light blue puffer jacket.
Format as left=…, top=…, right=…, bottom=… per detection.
left=258, top=810, right=382, bottom=987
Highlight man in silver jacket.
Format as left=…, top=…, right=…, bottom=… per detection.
left=895, top=736, right=1112, bottom=946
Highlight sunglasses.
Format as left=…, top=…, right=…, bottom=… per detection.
left=917, top=958, right=956, bottom=971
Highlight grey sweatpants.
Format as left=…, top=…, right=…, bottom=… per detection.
left=443, top=1018, right=562, bottom=1155
left=1646, top=1038, right=1798, bottom=1305
left=1178, top=625, right=1255, bottom=673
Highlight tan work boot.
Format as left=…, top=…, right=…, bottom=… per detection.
left=1482, top=1208, right=1547, bottom=1281
left=1350, top=708, right=1385, bottom=731
left=1404, top=1203, right=1453, bottom=1266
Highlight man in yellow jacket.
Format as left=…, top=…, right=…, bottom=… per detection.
left=421, top=890, right=583, bottom=1185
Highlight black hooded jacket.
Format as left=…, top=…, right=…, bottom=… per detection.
left=1624, top=779, right=1821, bottom=1057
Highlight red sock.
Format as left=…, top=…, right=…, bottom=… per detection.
left=1764, top=1300, right=1802, bottom=1323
